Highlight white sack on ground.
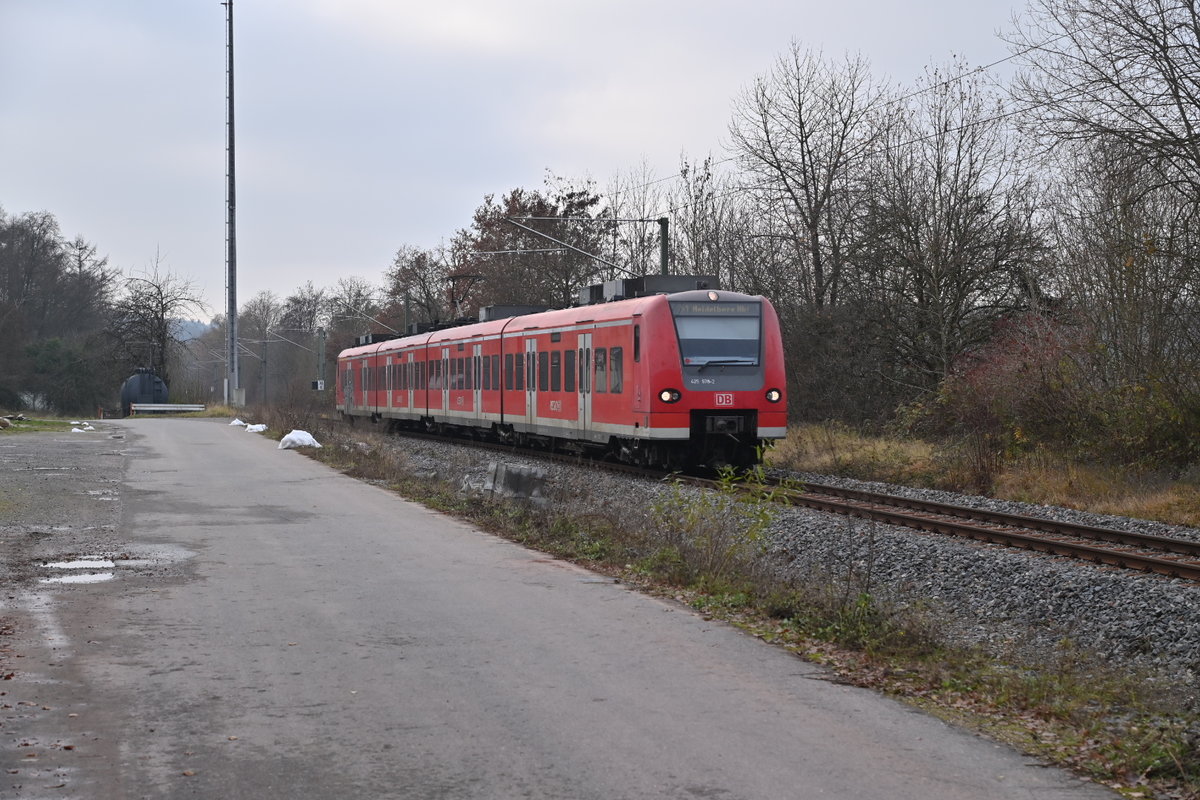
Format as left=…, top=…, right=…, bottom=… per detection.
left=278, top=430, right=321, bottom=449
left=245, top=423, right=267, bottom=433
left=230, top=418, right=247, bottom=426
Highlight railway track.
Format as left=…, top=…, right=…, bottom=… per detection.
left=764, top=477, right=1200, bottom=582
left=360, top=425, right=1200, bottom=581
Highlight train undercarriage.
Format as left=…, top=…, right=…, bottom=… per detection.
left=342, top=410, right=765, bottom=472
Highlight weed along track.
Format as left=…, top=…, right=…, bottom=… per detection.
left=374, top=425, right=1200, bottom=580
left=760, top=478, right=1200, bottom=581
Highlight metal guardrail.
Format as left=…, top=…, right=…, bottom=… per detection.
left=130, top=404, right=207, bottom=414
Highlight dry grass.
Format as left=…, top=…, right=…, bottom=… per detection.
left=768, top=423, right=940, bottom=486
left=770, top=424, right=1200, bottom=529
left=995, top=452, right=1200, bottom=528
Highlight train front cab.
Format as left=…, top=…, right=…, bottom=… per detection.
left=657, top=290, right=787, bottom=467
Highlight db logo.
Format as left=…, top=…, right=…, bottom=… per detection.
left=715, top=393, right=735, bottom=406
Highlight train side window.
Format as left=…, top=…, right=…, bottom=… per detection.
left=538, top=352, right=549, bottom=392
left=564, top=350, right=575, bottom=392
left=634, top=325, right=640, bottom=362
left=595, top=348, right=608, bottom=394
left=527, top=352, right=536, bottom=390
left=466, top=356, right=474, bottom=391
left=550, top=351, right=561, bottom=392
left=482, top=356, right=490, bottom=390
left=610, top=347, right=623, bottom=394
left=491, top=355, right=500, bottom=390
left=504, top=354, right=514, bottom=390
left=514, top=353, right=525, bottom=391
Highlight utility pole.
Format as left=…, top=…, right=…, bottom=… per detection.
left=658, top=217, right=669, bottom=276
left=317, top=327, right=327, bottom=390
left=222, top=0, right=241, bottom=406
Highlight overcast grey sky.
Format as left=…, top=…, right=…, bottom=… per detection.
left=2, top=1, right=1019, bottom=317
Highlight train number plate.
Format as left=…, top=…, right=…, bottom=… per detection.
left=715, top=393, right=734, bottom=406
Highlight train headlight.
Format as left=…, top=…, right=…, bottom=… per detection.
left=765, top=388, right=783, bottom=403
left=659, top=388, right=682, bottom=403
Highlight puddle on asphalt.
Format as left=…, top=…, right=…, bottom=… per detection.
left=39, top=572, right=114, bottom=584
left=40, top=558, right=117, bottom=584
left=45, top=559, right=116, bottom=570
left=36, top=544, right=195, bottom=587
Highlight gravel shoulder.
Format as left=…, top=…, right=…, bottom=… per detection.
left=0, top=426, right=130, bottom=584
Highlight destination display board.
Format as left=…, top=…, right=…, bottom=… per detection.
left=670, top=302, right=760, bottom=316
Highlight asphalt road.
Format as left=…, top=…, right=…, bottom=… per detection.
left=1, top=418, right=1117, bottom=799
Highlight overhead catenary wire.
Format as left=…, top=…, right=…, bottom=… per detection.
left=615, top=26, right=1088, bottom=203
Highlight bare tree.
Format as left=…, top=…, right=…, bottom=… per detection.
left=856, top=63, right=1045, bottom=389
left=729, top=44, right=888, bottom=308
left=384, top=243, right=453, bottom=326
left=603, top=160, right=671, bottom=277
left=238, top=291, right=284, bottom=405
left=325, top=276, right=384, bottom=353
left=1049, top=138, right=1200, bottom=385
left=1010, top=0, right=1200, bottom=197
left=108, top=260, right=206, bottom=390
left=280, top=282, right=329, bottom=334
left=454, top=180, right=609, bottom=310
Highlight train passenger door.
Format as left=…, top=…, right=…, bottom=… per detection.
left=441, top=347, right=450, bottom=417
left=577, top=332, right=592, bottom=437
left=524, top=338, right=537, bottom=430
left=405, top=351, right=414, bottom=413
left=472, top=343, right=482, bottom=422
left=342, top=360, right=356, bottom=413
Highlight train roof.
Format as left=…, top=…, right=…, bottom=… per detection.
left=336, top=289, right=767, bottom=359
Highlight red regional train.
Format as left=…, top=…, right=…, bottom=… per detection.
left=335, top=275, right=787, bottom=469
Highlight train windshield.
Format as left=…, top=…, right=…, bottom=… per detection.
left=670, top=301, right=761, bottom=366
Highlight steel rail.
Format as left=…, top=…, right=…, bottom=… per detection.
left=774, top=485, right=1200, bottom=581
left=795, top=481, right=1200, bottom=558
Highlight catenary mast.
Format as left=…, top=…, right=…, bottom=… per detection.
left=223, top=0, right=240, bottom=405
